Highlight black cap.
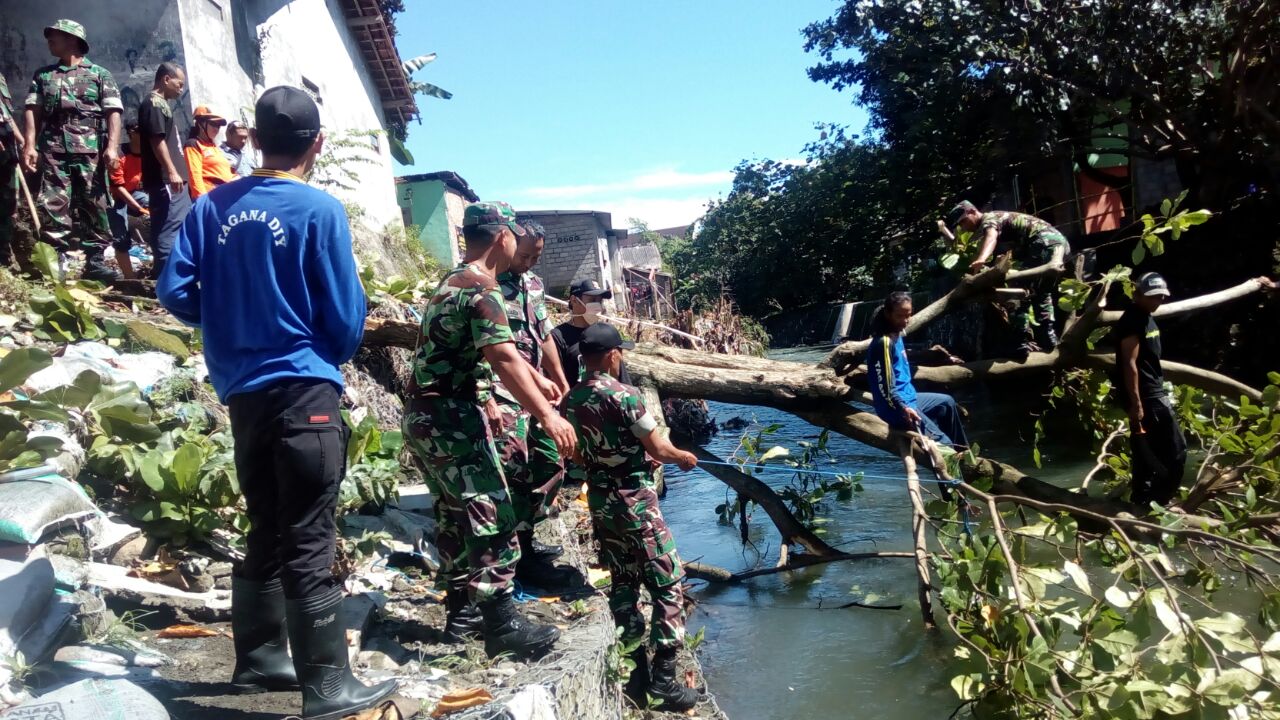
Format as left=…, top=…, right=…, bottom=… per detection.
left=1136, top=272, right=1171, bottom=298
left=578, top=323, right=634, bottom=355
left=569, top=279, right=612, bottom=299
left=254, top=86, right=320, bottom=147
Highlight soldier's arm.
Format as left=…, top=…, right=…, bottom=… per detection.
left=21, top=107, right=38, bottom=171
left=103, top=110, right=121, bottom=168
left=970, top=225, right=999, bottom=268
left=639, top=426, right=697, bottom=471
left=100, top=70, right=122, bottom=162
left=483, top=342, right=576, bottom=456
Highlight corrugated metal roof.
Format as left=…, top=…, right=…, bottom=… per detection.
left=617, top=242, right=663, bottom=271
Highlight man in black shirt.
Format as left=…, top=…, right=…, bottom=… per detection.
left=138, top=62, right=189, bottom=278
left=1112, top=272, right=1186, bottom=506
left=551, top=279, right=632, bottom=385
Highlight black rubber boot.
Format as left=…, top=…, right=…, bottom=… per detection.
left=81, top=250, right=121, bottom=283
left=622, top=647, right=650, bottom=706
left=519, top=530, right=562, bottom=562
left=285, top=588, right=397, bottom=720
left=515, top=532, right=580, bottom=591
left=648, top=646, right=699, bottom=711
left=231, top=577, right=299, bottom=692
left=442, top=576, right=483, bottom=643
left=479, top=593, right=560, bottom=660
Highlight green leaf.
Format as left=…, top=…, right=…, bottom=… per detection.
left=37, top=370, right=103, bottom=409
left=1160, top=198, right=1171, bottom=217
left=171, top=443, right=204, bottom=496
left=1180, top=209, right=1212, bottom=226
left=1194, top=612, right=1246, bottom=637
left=31, top=243, right=60, bottom=283
left=2, top=399, right=69, bottom=422
left=940, top=253, right=960, bottom=269
left=0, top=348, right=54, bottom=394
left=140, top=452, right=166, bottom=493
left=1131, top=242, right=1146, bottom=265
left=1063, top=560, right=1090, bottom=594
left=759, top=446, right=791, bottom=463
left=1148, top=235, right=1165, bottom=256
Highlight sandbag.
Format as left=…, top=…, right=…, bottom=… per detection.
left=0, top=679, right=168, bottom=719
left=0, top=469, right=97, bottom=545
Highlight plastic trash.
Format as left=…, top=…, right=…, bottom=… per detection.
left=0, top=467, right=98, bottom=544
left=0, top=679, right=168, bottom=719
left=23, top=342, right=178, bottom=395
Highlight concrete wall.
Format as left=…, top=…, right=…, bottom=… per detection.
left=0, top=0, right=191, bottom=130
left=520, top=211, right=611, bottom=298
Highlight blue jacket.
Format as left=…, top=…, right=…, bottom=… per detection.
left=157, top=170, right=366, bottom=401
left=867, top=334, right=917, bottom=421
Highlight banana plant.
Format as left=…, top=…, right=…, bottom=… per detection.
left=390, top=53, right=455, bottom=166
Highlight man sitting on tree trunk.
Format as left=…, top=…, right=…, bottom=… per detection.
left=945, top=200, right=1070, bottom=356
left=1111, top=272, right=1187, bottom=507
left=866, top=291, right=969, bottom=450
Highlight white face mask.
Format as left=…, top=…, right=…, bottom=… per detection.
left=578, top=301, right=604, bottom=323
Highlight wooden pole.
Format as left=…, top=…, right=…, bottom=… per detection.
left=17, top=170, right=40, bottom=234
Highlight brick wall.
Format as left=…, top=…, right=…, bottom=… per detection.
left=521, top=213, right=607, bottom=297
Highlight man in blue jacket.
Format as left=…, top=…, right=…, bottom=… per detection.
left=157, top=86, right=394, bottom=720
left=866, top=291, right=969, bottom=450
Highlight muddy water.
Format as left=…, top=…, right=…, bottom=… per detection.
left=661, top=347, right=1094, bottom=720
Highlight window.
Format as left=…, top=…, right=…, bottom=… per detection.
left=205, top=0, right=223, bottom=20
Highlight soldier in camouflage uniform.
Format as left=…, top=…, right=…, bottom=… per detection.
left=563, top=323, right=700, bottom=711
left=490, top=220, right=576, bottom=587
left=948, top=200, right=1070, bottom=354
left=22, top=19, right=122, bottom=281
left=0, top=70, right=24, bottom=268
left=402, top=201, right=576, bottom=661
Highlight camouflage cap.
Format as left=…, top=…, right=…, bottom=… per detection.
left=44, top=19, right=89, bottom=52
left=463, top=201, right=526, bottom=236
left=947, top=200, right=978, bottom=228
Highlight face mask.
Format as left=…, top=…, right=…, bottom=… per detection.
left=578, top=301, right=604, bottom=323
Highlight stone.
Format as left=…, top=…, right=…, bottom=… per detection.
left=108, top=535, right=149, bottom=568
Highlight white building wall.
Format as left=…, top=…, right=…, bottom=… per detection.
left=176, top=0, right=402, bottom=229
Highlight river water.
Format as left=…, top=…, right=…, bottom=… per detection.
left=660, top=347, right=1095, bottom=720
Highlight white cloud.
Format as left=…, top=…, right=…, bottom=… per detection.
left=517, top=168, right=734, bottom=200
left=504, top=166, right=731, bottom=230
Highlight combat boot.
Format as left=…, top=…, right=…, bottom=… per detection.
left=285, top=587, right=397, bottom=720
left=230, top=577, right=299, bottom=692
left=648, top=646, right=699, bottom=711
left=442, top=577, right=483, bottom=643
left=479, top=593, right=560, bottom=660
left=515, top=531, right=579, bottom=591
left=622, top=646, right=650, bottom=706
left=81, top=249, right=121, bottom=283
left=520, top=530, right=563, bottom=562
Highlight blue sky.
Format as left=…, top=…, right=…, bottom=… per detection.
left=394, top=1, right=866, bottom=229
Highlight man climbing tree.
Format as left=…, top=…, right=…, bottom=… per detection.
left=944, top=201, right=1069, bottom=356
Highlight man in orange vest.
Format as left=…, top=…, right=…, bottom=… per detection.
left=184, top=105, right=234, bottom=198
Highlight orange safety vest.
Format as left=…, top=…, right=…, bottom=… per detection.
left=183, top=138, right=235, bottom=199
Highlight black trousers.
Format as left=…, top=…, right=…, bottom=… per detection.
left=229, top=380, right=348, bottom=599
left=1130, top=395, right=1188, bottom=506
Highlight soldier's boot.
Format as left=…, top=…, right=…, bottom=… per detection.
left=285, top=588, right=397, bottom=720
left=622, top=647, right=650, bottom=706
left=230, top=577, right=299, bottom=692
left=81, top=249, right=121, bottom=283
left=519, top=530, right=563, bottom=562
left=514, top=531, right=578, bottom=591
left=442, top=577, right=483, bottom=643
left=479, top=593, right=559, bottom=660
left=648, top=646, right=699, bottom=711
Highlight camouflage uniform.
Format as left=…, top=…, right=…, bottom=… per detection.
left=564, top=371, right=686, bottom=650
left=0, top=72, right=19, bottom=265
left=493, top=269, right=565, bottom=531
left=979, top=211, right=1071, bottom=349
left=403, top=263, right=522, bottom=602
left=25, top=57, right=121, bottom=253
